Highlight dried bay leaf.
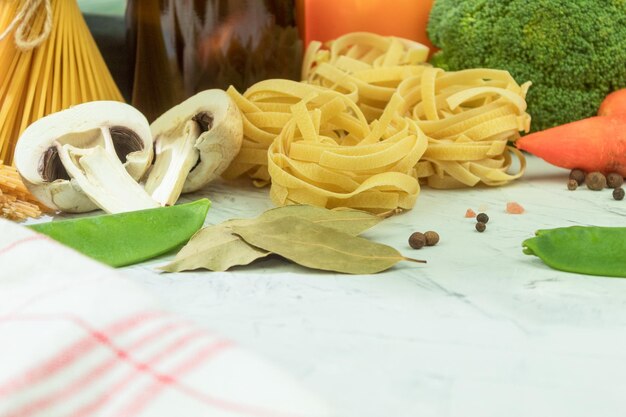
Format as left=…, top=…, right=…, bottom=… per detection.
left=160, top=223, right=269, bottom=272
left=161, top=205, right=383, bottom=273
left=250, top=205, right=383, bottom=235
left=231, top=216, right=425, bottom=274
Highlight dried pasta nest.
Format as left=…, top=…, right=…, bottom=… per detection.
left=225, top=33, right=531, bottom=212
left=0, top=162, right=51, bottom=221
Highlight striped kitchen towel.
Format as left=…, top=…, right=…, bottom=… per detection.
left=0, top=218, right=332, bottom=417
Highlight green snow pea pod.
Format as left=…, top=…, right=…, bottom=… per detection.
left=28, top=199, right=210, bottom=267
left=522, top=226, right=626, bottom=278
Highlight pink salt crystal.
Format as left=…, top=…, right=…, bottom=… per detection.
left=506, top=202, right=525, bottom=214
left=465, top=208, right=476, bottom=218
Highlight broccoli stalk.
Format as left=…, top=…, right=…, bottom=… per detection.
left=427, top=0, right=626, bottom=132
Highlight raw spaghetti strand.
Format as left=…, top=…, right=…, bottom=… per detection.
left=0, top=161, right=50, bottom=221
left=0, top=0, right=124, bottom=164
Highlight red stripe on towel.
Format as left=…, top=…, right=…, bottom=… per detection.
left=67, top=329, right=207, bottom=417
left=118, top=340, right=233, bottom=416
left=4, top=321, right=182, bottom=417
left=0, top=312, right=162, bottom=396
left=1, top=314, right=308, bottom=417
left=0, top=235, right=48, bottom=257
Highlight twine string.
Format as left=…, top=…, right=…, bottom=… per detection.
left=0, top=0, right=53, bottom=50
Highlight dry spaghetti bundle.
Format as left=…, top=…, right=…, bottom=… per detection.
left=0, top=0, right=124, bottom=164
left=0, top=162, right=50, bottom=220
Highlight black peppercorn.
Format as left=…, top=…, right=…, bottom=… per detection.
left=424, top=231, right=439, bottom=246
left=586, top=171, right=607, bottom=191
left=476, top=213, right=489, bottom=224
left=409, top=232, right=426, bottom=249
left=607, top=173, right=624, bottom=189
left=613, top=187, right=625, bottom=201
left=567, top=179, right=578, bottom=190
left=569, top=169, right=585, bottom=185
left=475, top=222, right=486, bottom=233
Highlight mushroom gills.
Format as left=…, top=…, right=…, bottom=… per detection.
left=110, top=126, right=144, bottom=160
left=54, top=127, right=159, bottom=214
left=40, top=147, right=70, bottom=182
left=192, top=112, right=214, bottom=132
left=145, top=119, right=202, bottom=206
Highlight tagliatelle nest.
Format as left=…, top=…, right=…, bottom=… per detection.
left=225, top=32, right=531, bottom=212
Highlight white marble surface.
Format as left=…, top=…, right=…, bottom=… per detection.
left=117, top=156, right=626, bottom=417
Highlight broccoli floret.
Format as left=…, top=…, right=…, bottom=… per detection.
left=427, top=0, right=626, bottom=131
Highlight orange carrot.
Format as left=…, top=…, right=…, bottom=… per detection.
left=516, top=115, right=626, bottom=176
left=297, top=0, right=435, bottom=51
left=598, top=89, right=626, bottom=117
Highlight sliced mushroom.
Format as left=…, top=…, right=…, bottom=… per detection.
left=14, top=101, right=159, bottom=214
left=145, top=89, right=243, bottom=206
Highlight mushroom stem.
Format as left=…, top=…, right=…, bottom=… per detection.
left=55, top=143, right=159, bottom=214
left=101, top=126, right=117, bottom=155
left=145, top=120, right=201, bottom=206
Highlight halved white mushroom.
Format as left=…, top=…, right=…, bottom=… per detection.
left=14, top=101, right=159, bottom=214
left=145, top=89, right=243, bottom=206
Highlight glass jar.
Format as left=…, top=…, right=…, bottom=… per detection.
left=127, top=0, right=302, bottom=121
